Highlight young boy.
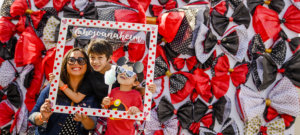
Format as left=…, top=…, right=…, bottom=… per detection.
left=101, top=57, right=144, bottom=135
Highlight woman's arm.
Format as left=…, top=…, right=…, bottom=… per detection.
left=74, top=113, right=96, bottom=130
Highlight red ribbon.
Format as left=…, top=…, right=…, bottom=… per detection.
left=112, top=43, right=146, bottom=63
left=173, top=56, right=197, bottom=71
left=151, top=1, right=177, bottom=16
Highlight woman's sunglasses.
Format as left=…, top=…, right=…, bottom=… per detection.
left=116, top=66, right=136, bottom=78
left=67, top=57, right=87, bottom=65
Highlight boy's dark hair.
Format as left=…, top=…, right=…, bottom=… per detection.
left=87, top=39, right=113, bottom=59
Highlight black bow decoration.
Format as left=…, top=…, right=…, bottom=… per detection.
left=63, top=3, right=97, bottom=19
left=200, top=118, right=239, bottom=135
left=211, top=2, right=250, bottom=36
left=204, top=29, right=239, bottom=56
left=279, top=31, right=300, bottom=53
left=249, top=34, right=286, bottom=65
left=5, top=82, right=21, bottom=108
left=157, top=96, right=193, bottom=129
left=24, top=67, right=34, bottom=88
left=0, top=36, right=17, bottom=60
left=247, top=0, right=285, bottom=14
left=258, top=51, right=300, bottom=90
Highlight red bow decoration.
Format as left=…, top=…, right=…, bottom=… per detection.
left=264, top=107, right=295, bottom=129
left=253, top=5, right=300, bottom=42
left=213, top=54, right=249, bottom=87
left=0, top=17, right=16, bottom=43
left=158, top=11, right=185, bottom=43
left=0, top=101, right=14, bottom=128
left=150, top=0, right=177, bottom=17
left=112, top=43, right=146, bottom=63
left=34, top=0, right=49, bottom=9
left=14, top=27, right=46, bottom=67
left=172, top=56, right=197, bottom=71
left=53, top=0, right=71, bottom=12
left=211, top=1, right=228, bottom=15
left=189, top=113, right=214, bottom=134
left=10, top=0, right=46, bottom=29
left=114, top=9, right=145, bottom=24
left=191, top=68, right=230, bottom=103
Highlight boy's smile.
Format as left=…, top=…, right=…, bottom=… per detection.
left=89, top=53, right=111, bottom=73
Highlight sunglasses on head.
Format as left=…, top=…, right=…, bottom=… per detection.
left=67, top=57, right=87, bottom=65
left=116, top=66, right=137, bottom=78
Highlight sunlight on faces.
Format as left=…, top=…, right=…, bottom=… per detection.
left=89, top=53, right=111, bottom=72
left=66, top=51, right=87, bottom=77
left=117, top=65, right=139, bottom=86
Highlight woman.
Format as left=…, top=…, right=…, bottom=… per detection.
left=29, top=48, right=96, bottom=135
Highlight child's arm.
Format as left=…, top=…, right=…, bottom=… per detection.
left=59, top=80, right=86, bottom=103
left=49, top=73, right=86, bottom=103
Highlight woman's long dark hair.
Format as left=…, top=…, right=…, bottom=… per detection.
left=58, top=48, right=91, bottom=97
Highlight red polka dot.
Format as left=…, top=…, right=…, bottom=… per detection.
left=137, top=26, right=140, bottom=29
left=61, top=37, right=64, bottom=40
left=98, top=110, right=102, bottom=113
left=55, top=58, right=58, bottom=60
left=56, top=107, right=59, bottom=109
left=123, top=112, right=126, bottom=115
left=152, top=52, right=155, bottom=55
left=51, top=84, right=54, bottom=87
left=147, top=28, right=150, bottom=30
left=128, top=116, right=131, bottom=118
left=50, top=92, right=53, bottom=95
left=135, top=115, right=138, bottom=118
left=76, top=19, right=79, bottom=22
left=63, top=27, right=66, bottom=30
left=119, top=25, right=122, bottom=28
left=83, top=20, right=86, bottom=22
left=151, top=40, right=153, bottom=43
left=72, top=22, right=75, bottom=25
left=146, top=93, right=149, bottom=96
left=152, top=31, right=154, bottom=34
left=59, top=55, right=62, bottom=57
left=153, top=35, right=156, bottom=38
left=80, top=22, right=82, bottom=24
left=60, top=109, right=63, bottom=112
left=132, top=24, right=135, bottom=26
left=107, top=110, right=110, bottom=113
left=54, top=66, right=57, bottom=69
left=147, top=74, right=150, bottom=77
left=115, top=112, right=118, bottom=114
left=123, top=23, right=125, bottom=26
left=85, top=112, right=87, bottom=115
left=98, top=21, right=101, bottom=23
left=153, top=44, right=156, bottom=47
left=110, top=115, right=113, bottom=117
left=93, top=112, right=96, bottom=115
left=102, top=112, right=105, bottom=115
left=119, top=115, right=122, bottom=117
left=57, top=49, right=60, bottom=52
left=94, top=23, right=96, bottom=25
left=150, top=48, right=152, bottom=50
left=115, top=22, right=118, bottom=25
left=59, top=32, right=62, bottom=35
left=152, top=61, right=154, bottom=64
left=150, top=70, right=153, bottom=73
left=106, top=22, right=109, bottom=24
left=110, top=24, right=113, bottom=27
left=56, top=63, right=60, bottom=66
left=73, top=108, right=76, bottom=110
left=150, top=80, right=153, bottom=82
left=87, top=23, right=90, bottom=25
left=65, top=106, right=68, bottom=109
left=53, top=88, right=56, bottom=91
left=147, top=83, right=149, bottom=85
left=148, top=99, right=151, bottom=102
left=60, top=45, right=63, bottom=48
left=51, top=109, right=54, bottom=111
left=128, top=26, right=131, bottom=28
left=149, top=57, right=152, bottom=60
left=148, top=108, right=151, bottom=111
left=69, top=111, right=72, bottom=114
left=90, top=20, right=93, bottom=22
left=148, top=65, right=151, bottom=68
left=142, top=25, right=145, bottom=27
left=81, top=108, right=83, bottom=111
left=144, top=118, right=146, bottom=120
left=102, top=24, right=105, bottom=26
left=58, top=41, right=61, bottom=44
left=144, top=104, right=147, bottom=107
left=56, top=72, right=59, bottom=75
left=140, top=114, right=143, bottom=116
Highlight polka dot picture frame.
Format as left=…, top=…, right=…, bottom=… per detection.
left=49, top=18, right=158, bottom=121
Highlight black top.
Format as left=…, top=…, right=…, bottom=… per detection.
left=78, top=70, right=119, bottom=107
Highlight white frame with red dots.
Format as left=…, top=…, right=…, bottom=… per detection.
left=49, top=18, right=157, bottom=121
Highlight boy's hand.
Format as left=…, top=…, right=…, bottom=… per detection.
left=102, top=97, right=112, bottom=107
left=127, top=106, right=141, bottom=115
left=48, top=73, right=55, bottom=83
left=148, top=84, right=157, bottom=94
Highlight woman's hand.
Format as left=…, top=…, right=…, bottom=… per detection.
left=48, top=73, right=55, bottom=83
left=40, top=99, right=53, bottom=121
left=148, top=83, right=157, bottom=94
left=74, top=113, right=87, bottom=122
left=127, top=106, right=141, bottom=115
